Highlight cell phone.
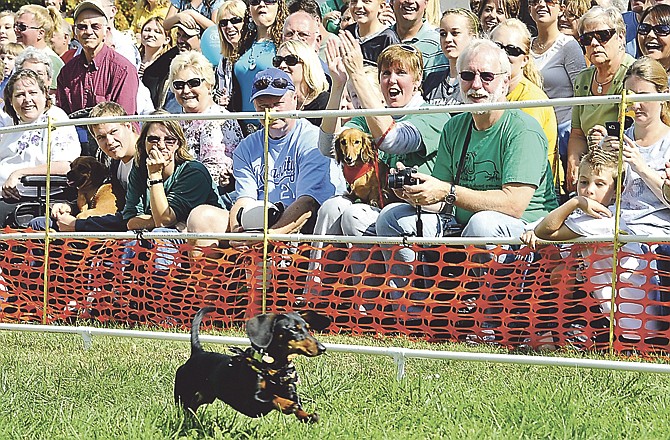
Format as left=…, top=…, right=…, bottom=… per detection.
left=605, top=121, right=620, bottom=137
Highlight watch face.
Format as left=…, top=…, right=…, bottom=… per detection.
left=445, top=194, right=456, bottom=204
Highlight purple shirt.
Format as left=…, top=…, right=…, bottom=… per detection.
left=56, top=45, right=138, bottom=116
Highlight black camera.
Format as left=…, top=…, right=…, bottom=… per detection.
left=387, top=167, right=418, bottom=189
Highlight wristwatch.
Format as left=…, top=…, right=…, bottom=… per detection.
left=445, top=184, right=456, bottom=205
left=148, top=178, right=164, bottom=186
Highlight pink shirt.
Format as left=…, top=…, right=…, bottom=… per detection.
left=56, top=45, right=138, bottom=116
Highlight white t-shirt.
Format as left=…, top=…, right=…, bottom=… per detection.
left=565, top=206, right=647, bottom=332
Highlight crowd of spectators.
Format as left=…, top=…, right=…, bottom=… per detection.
left=2, top=0, right=670, bottom=324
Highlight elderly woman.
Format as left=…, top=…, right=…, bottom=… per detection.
left=274, top=40, right=330, bottom=126
left=637, top=4, right=670, bottom=75
left=491, top=19, right=561, bottom=186
left=0, top=69, right=79, bottom=225
left=123, top=112, right=223, bottom=232
left=316, top=34, right=451, bottom=237
left=566, top=6, right=635, bottom=192
left=168, top=51, right=243, bottom=208
left=15, top=46, right=54, bottom=99
left=215, top=0, right=245, bottom=107
left=423, top=8, right=481, bottom=106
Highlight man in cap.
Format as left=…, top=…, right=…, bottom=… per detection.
left=56, top=0, right=138, bottom=117
left=186, top=68, right=345, bottom=250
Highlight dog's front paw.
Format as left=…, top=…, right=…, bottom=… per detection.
left=303, top=412, right=320, bottom=423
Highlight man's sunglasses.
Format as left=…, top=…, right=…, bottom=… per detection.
left=219, top=17, right=244, bottom=27
left=495, top=42, right=526, bottom=57
left=14, top=22, right=42, bottom=32
left=172, top=78, right=205, bottom=90
left=578, top=28, right=616, bottom=46
left=146, top=135, right=178, bottom=146
left=249, top=0, right=278, bottom=6
left=272, top=54, right=302, bottom=67
left=638, top=22, right=670, bottom=37
left=253, top=77, right=291, bottom=90
left=528, top=0, right=561, bottom=6
left=75, top=22, right=105, bottom=32
left=459, top=70, right=505, bottom=82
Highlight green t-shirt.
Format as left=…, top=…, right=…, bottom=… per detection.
left=433, top=110, right=558, bottom=225
left=344, top=104, right=451, bottom=174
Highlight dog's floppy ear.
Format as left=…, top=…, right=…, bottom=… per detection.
left=360, top=133, right=375, bottom=163
left=246, top=313, right=277, bottom=350
left=298, top=310, right=331, bottom=331
left=90, top=158, right=108, bottom=178
left=334, top=132, right=345, bottom=164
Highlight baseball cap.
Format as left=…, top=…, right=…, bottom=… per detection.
left=73, top=0, right=109, bottom=22
left=173, top=22, right=200, bottom=37
left=250, top=68, right=296, bottom=102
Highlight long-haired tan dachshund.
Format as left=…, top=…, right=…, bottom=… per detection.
left=66, top=156, right=118, bottom=219
left=334, top=128, right=388, bottom=207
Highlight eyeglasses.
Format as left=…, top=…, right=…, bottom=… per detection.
left=253, top=76, right=290, bottom=90
left=272, top=54, right=302, bottom=67
left=528, top=0, right=560, bottom=6
left=249, top=0, right=278, bottom=6
left=459, top=70, right=505, bottom=82
left=14, top=22, right=41, bottom=32
left=578, top=28, right=616, bottom=46
left=75, top=22, right=105, bottom=32
left=494, top=42, right=527, bottom=57
left=146, top=135, right=178, bottom=146
left=219, top=17, right=244, bottom=27
left=172, top=77, right=205, bottom=90
left=638, top=22, right=670, bottom=37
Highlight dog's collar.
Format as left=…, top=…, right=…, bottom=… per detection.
left=230, top=346, right=294, bottom=381
left=342, top=162, right=374, bottom=185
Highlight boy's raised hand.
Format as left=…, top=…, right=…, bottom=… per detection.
left=576, top=196, right=612, bottom=219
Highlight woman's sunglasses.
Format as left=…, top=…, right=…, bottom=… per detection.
left=272, top=54, right=302, bottom=67
left=219, top=17, right=244, bottom=27
left=495, top=42, right=527, bottom=57
left=578, top=28, right=616, bottom=46
left=638, top=23, right=670, bottom=37
left=249, top=0, right=278, bottom=6
left=172, top=77, right=205, bottom=90
left=146, top=135, right=178, bottom=146
left=459, top=70, right=505, bottom=82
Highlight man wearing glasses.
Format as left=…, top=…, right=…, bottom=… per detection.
left=376, top=39, right=557, bottom=246
left=56, top=0, right=138, bottom=118
left=186, top=68, right=345, bottom=249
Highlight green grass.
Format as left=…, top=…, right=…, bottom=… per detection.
left=0, top=328, right=669, bottom=439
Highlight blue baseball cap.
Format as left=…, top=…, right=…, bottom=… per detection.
left=250, top=68, right=295, bottom=102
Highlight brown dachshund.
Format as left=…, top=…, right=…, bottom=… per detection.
left=66, top=156, right=118, bottom=219
left=334, top=128, right=388, bottom=207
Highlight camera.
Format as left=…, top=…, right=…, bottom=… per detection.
left=387, top=167, right=418, bottom=189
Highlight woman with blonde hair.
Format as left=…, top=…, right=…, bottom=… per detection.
left=138, top=17, right=171, bottom=78
left=214, top=0, right=245, bottom=107
left=132, top=0, right=170, bottom=40
left=168, top=51, right=242, bottom=206
left=0, top=11, right=16, bottom=45
left=274, top=39, right=329, bottom=125
left=491, top=19, right=560, bottom=184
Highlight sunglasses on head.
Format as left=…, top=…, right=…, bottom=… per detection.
left=495, top=42, right=526, bottom=57
left=272, top=54, right=302, bottom=67
left=14, top=22, right=41, bottom=32
left=249, top=0, right=278, bottom=6
left=578, top=28, right=616, bottom=46
left=75, top=22, right=104, bottom=32
left=219, top=16, right=244, bottom=27
left=172, top=77, right=205, bottom=90
left=253, top=77, right=290, bottom=90
left=146, top=135, right=178, bottom=146
left=638, top=22, right=670, bottom=37
left=528, top=0, right=561, bottom=6
left=459, top=70, right=505, bottom=82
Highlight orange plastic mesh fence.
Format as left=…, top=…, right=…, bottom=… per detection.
left=1, top=234, right=670, bottom=354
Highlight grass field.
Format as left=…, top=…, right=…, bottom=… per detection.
left=1, top=328, right=670, bottom=439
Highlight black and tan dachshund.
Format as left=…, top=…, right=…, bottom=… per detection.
left=174, top=307, right=329, bottom=422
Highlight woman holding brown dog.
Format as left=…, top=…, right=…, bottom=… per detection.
left=315, top=33, right=451, bottom=238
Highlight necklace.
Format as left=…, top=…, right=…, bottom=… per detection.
left=594, top=72, right=614, bottom=94
left=247, top=39, right=272, bottom=71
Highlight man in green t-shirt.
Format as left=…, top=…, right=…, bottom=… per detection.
left=377, top=39, right=558, bottom=257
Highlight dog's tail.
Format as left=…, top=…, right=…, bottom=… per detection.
left=190, top=306, right=215, bottom=355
